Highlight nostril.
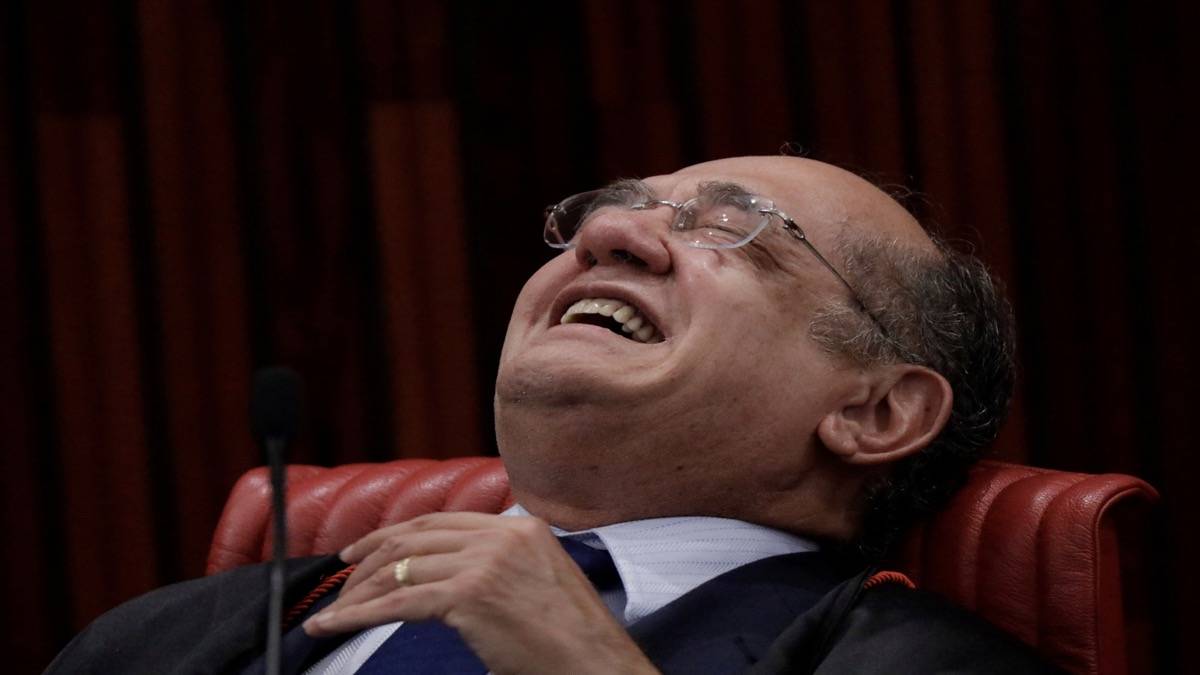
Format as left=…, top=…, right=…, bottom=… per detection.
left=584, top=251, right=598, bottom=267
left=612, top=250, right=647, bottom=267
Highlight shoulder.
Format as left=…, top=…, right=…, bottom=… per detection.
left=815, top=583, right=1062, bottom=674
left=46, top=556, right=343, bottom=675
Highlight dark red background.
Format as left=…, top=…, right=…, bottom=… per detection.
left=2, top=1, right=1194, bottom=671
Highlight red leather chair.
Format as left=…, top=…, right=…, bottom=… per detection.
left=207, top=458, right=1157, bottom=675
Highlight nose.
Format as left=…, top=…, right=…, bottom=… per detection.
left=572, top=208, right=673, bottom=274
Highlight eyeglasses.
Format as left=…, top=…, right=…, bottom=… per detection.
left=543, top=186, right=886, bottom=333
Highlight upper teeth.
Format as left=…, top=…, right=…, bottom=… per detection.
left=560, top=297, right=663, bottom=343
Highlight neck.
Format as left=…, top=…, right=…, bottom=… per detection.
left=502, top=448, right=867, bottom=542
left=495, top=402, right=867, bottom=539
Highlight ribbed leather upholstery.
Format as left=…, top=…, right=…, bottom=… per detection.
left=889, top=460, right=1157, bottom=675
left=206, top=457, right=511, bottom=574
left=207, top=458, right=1157, bottom=675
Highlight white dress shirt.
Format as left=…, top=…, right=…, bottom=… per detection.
left=304, top=505, right=817, bottom=674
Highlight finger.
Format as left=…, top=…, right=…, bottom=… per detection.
left=340, top=512, right=519, bottom=561
left=341, top=530, right=471, bottom=595
left=332, top=552, right=466, bottom=609
left=304, top=581, right=451, bottom=637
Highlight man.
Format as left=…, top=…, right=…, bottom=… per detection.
left=49, top=156, right=1050, bottom=673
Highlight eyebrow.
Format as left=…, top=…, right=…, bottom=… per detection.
left=602, top=178, right=656, bottom=198
left=601, top=178, right=756, bottom=201
left=694, top=180, right=755, bottom=200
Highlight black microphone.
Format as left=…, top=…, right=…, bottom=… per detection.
left=250, top=367, right=304, bottom=675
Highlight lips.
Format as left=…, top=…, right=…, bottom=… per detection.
left=559, top=297, right=664, bottom=343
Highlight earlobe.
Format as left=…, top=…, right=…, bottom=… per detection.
left=822, top=366, right=953, bottom=466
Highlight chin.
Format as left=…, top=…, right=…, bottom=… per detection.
left=495, top=354, right=650, bottom=410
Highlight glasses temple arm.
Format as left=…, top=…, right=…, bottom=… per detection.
left=779, top=220, right=894, bottom=342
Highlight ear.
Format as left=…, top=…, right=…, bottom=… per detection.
left=817, top=365, right=953, bottom=466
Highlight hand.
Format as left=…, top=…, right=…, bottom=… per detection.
left=302, top=512, right=659, bottom=675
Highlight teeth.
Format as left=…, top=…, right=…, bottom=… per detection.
left=560, top=296, right=663, bottom=343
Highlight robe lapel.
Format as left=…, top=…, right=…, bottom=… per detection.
left=177, top=555, right=346, bottom=673
left=627, top=552, right=853, bottom=674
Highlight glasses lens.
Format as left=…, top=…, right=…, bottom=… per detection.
left=544, top=189, right=639, bottom=249
left=675, top=193, right=772, bottom=249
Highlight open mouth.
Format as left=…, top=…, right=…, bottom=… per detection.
left=559, top=297, right=664, bottom=344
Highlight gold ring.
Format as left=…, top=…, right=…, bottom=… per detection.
left=393, top=557, right=415, bottom=587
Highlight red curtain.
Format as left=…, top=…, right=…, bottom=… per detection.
left=1, top=1, right=1194, bottom=671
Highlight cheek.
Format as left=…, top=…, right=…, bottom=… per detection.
left=507, top=255, right=575, bottom=325
left=695, top=300, right=831, bottom=411
left=705, top=292, right=811, bottom=354
left=673, top=247, right=734, bottom=284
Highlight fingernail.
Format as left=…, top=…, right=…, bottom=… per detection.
left=311, top=610, right=337, bottom=626
left=338, top=545, right=353, bottom=560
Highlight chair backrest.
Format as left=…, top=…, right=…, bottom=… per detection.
left=207, top=457, right=1157, bottom=675
left=889, top=460, right=1157, bottom=675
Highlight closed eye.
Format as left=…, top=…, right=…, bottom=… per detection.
left=729, top=233, right=784, bottom=272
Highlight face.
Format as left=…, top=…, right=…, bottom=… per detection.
left=494, top=157, right=916, bottom=519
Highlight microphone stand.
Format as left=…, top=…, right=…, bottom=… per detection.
left=251, top=366, right=302, bottom=675
left=266, top=436, right=287, bottom=675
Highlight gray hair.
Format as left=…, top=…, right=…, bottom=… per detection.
left=809, top=234, right=1018, bottom=557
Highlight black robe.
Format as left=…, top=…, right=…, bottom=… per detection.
left=46, top=552, right=1056, bottom=674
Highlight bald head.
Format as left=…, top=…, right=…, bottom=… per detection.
left=665, top=156, right=937, bottom=257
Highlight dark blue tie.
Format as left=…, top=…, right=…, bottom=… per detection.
left=354, top=537, right=619, bottom=674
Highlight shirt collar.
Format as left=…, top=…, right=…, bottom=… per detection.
left=503, top=504, right=819, bottom=624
